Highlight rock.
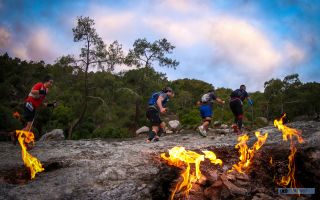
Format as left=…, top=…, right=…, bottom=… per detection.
left=257, top=117, right=268, bottom=124
left=39, top=129, right=64, bottom=142
left=135, top=126, right=149, bottom=135
left=213, top=121, right=221, bottom=127
left=204, top=185, right=221, bottom=200
left=252, top=193, right=273, bottom=200
left=211, top=180, right=223, bottom=188
left=198, top=175, right=207, bottom=186
left=236, top=173, right=249, bottom=181
left=206, top=170, right=218, bottom=184
left=168, top=120, right=181, bottom=130
left=235, top=179, right=249, bottom=187
left=221, top=124, right=228, bottom=129
left=220, top=186, right=231, bottom=199
left=221, top=174, right=247, bottom=195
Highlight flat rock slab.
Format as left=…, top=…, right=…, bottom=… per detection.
left=0, top=121, right=319, bottom=200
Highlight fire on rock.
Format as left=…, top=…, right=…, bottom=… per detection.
left=160, top=114, right=305, bottom=199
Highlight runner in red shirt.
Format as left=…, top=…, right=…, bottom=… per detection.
left=23, top=75, right=54, bottom=132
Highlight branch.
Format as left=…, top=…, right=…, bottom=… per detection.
left=87, top=95, right=106, bottom=105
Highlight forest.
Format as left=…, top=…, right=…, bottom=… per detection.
left=1, top=17, right=319, bottom=140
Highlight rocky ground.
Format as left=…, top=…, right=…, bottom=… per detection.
left=0, top=121, right=319, bottom=200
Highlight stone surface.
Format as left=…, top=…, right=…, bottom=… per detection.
left=168, top=120, right=181, bottom=130
left=257, top=117, right=268, bottom=124
left=135, top=126, right=149, bottom=135
left=0, top=121, right=319, bottom=199
left=39, top=129, right=65, bottom=142
left=221, top=124, right=228, bottom=129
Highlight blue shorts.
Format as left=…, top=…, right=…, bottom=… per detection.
left=199, top=104, right=213, bottom=118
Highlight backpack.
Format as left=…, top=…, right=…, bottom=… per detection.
left=148, top=91, right=168, bottom=106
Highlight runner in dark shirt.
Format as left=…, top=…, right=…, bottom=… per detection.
left=229, top=85, right=253, bottom=134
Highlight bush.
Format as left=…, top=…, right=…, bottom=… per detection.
left=179, top=108, right=201, bottom=127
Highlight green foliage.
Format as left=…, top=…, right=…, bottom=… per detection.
left=125, top=38, right=179, bottom=69
left=92, top=126, right=130, bottom=138
left=180, top=107, right=202, bottom=127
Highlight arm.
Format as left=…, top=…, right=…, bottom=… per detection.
left=30, top=83, right=47, bottom=95
left=157, top=96, right=166, bottom=113
left=215, top=97, right=225, bottom=105
left=247, top=96, right=253, bottom=105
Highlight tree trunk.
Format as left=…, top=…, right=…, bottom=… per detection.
left=134, top=99, right=141, bottom=131
left=68, top=40, right=90, bottom=139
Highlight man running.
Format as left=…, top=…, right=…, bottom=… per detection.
left=11, top=75, right=55, bottom=144
left=229, top=84, right=253, bottom=134
left=198, top=88, right=225, bottom=137
left=146, top=87, right=174, bottom=142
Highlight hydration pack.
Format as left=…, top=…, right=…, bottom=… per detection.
left=148, top=91, right=169, bottom=106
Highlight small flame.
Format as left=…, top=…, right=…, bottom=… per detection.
left=230, top=132, right=268, bottom=173
left=13, top=111, right=21, bottom=120
left=274, top=113, right=303, bottom=188
left=161, top=147, right=222, bottom=200
left=16, top=130, right=44, bottom=179
left=269, top=157, right=273, bottom=165
left=202, top=150, right=223, bottom=166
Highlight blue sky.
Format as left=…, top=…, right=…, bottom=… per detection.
left=0, top=0, right=319, bottom=91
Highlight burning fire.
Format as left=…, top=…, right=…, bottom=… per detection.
left=274, top=113, right=304, bottom=188
left=161, top=146, right=222, bottom=200
left=16, top=130, right=44, bottom=179
left=230, top=132, right=268, bottom=174
left=13, top=111, right=21, bottom=120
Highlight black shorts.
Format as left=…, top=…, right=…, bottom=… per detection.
left=23, top=103, right=36, bottom=122
left=229, top=99, right=243, bottom=117
left=146, top=107, right=162, bottom=126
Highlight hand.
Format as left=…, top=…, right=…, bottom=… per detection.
left=222, top=100, right=225, bottom=104
left=39, top=89, right=47, bottom=95
left=160, top=108, right=167, bottom=113
left=47, top=101, right=57, bottom=108
left=248, top=99, right=253, bottom=106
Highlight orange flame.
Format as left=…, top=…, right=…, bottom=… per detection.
left=16, top=130, right=44, bottom=179
left=274, top=113, right=303, bottom=188
left=202, top=150, right=223, bottom=166
left=230, top=132, right=268, bottom=173
left=161, top=147, right=222, bottom=200
left=13, top=111, right=21, bottom=120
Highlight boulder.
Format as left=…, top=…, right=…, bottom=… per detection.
left=168, top=120, right=181, bottom=130
left=257, top=117, right=268, bottom=124
left=136, top=126, right=149, bottom=135
left=39, top=129, right=64, bottom=142
left=221, top=124, right=228, bottom=129
left=213, top=121, right=221, bottom=126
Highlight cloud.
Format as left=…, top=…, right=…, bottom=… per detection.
left=4, top=27, right=59, bottom=62
left=0, top=27, right=10, bottom=49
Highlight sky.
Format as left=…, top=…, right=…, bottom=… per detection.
left=0, top=0, right=319, bottom=91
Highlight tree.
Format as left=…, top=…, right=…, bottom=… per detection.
left=264, top=79, right=284, bottom=119
left=98, top=40, right=125, bottom=72
left=125, top=38, right=179, bottom=69
left=67, top=16, right=108, bottom=139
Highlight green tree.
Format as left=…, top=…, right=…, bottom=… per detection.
left=98, top=40, right=125, bottom=72
left=67, top=16, right=108, bottom=139
left=125, top=38, right=179, bottom=69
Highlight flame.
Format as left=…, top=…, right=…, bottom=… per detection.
left=274, top=113, right=303, bottom=188
left=230, top=131, right=268, bottom=173
left=13, top=111, right=21, bottom=120
left=269, top=157, right=273, bottom=165
left=202, top=150, right=223, bottom=166
left=161, top=147, right=222, bottom=200
left=16, top=130, right=44, bottom=179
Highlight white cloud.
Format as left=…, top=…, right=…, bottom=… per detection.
left=0, top=27, right=10, bottom=49
left=7, top=28, right=59, bottom=62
